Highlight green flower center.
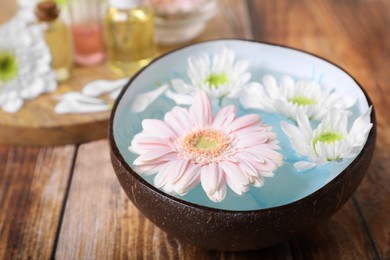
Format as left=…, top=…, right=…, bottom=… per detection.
left=289, top=96, right=317, bottom=106
left=313, top=131, right=344, bottom=145
left=205, top=73, right=230, bottom=89
left=195, top=136, right=219, bottom=150
left=0, top=51, right=18, bottom=82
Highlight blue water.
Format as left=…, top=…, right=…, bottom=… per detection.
left=113, top=90, right=359, bottom=211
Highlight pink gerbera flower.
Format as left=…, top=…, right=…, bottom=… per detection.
left=129, top=91, right=283, bottom=202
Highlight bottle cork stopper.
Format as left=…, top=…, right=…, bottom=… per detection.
left=35, top=1, right=60, bottom=22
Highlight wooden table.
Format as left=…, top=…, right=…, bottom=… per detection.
left=1, top=0, right=389, bottom=259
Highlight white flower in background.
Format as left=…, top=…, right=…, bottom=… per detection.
left=240, top=75, right=356, bottom=121
left=281, top=107, right=373, bottom=170
left=165, top=47, right=258, bottom=106
left=16, top=0, right=39, bottom=23
left=0, top=18, right=56, bottom=113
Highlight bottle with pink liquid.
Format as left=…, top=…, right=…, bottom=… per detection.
left=68, top=0, right=106, bottom=66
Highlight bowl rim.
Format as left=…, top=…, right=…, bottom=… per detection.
left=109, top=38, right=376, bottom=214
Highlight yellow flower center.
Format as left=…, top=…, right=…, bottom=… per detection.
left=288, top=95, right=317, bottom=106
left=0, top=51, right=18, bottom=82
left=205, top=73, right=230, bottom=89
left=182, top=129, right=232, bottom=164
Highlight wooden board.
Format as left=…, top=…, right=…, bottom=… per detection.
left=0, top=0, right=251, bottom=146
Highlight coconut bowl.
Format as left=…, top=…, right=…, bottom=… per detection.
left=109, top=39, right=376, bottom=251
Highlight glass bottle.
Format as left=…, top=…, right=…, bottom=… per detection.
left=35, top=1, right=73, bottom=82
left=68, top=0, right=106, bottom=66
left=103, top=0, right=157, bottom=76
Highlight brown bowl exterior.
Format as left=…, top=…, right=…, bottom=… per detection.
left=109, top=40, right=377, bottom=251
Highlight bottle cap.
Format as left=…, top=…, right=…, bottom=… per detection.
left=109, top=0, right=140, bottom=9
left=35, top=1, right=60, bottom=22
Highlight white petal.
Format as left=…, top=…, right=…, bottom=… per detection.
left=349, top=106, right=372, bottom=138
left=82, top=78, right=128, bottom=97
left=171, top=78, right=194, bottom=94
left=294, top=161, right=317, bottom=171
left=2, top=98, right=24, bottom=113
left=238, top=82, right=266, bottom=109
left=165, top=90, right=193, bottom=105
left=109, top=88, right=122, bottom=100
left=233, top=59, right=249, bottom=76
left=130, top=84, right=169, bottom=113
left=262, top=75, right=280, bottom=98
left=296, top=111, right=313, bottom=139
left=55, top=92, right=106, bottom=104
left=54, top=100, right=109, bottom=114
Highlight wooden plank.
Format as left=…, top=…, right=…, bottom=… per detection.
left=0, top=145, right=75, bottom=259
left=56, top=139, right=291, bottom=258
left=247, top=0, right=389, bottom=258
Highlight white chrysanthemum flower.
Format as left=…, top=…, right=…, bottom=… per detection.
left=165, top=47, right=258, bottom=105
left=0, top=18, right=56, bottom=113
left=240, top=75, right=355, bottom=121
left=281, top=107, right=373, bottom=170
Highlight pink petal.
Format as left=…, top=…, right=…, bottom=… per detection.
left=173, top=164, right=201, bottom=195
left=142, top=119, right=177, bottom=138
left=233, top=125, right=266, bottom=136
left=260, top=171, right=275, bottom=177
left=171, top=159, right=190, bottom=183
left=131, top=134, right=171, bottom=150
left=133, top=149, right=176, bottom=165
left=236, top=134, right=269, bottom=148
left=212, top=105, right=236, bottom=129
left=246, top=147, right=283, bottom=162
left=190, top=91, right=212, bottom=127
left=164, top=107, right=193, bottom=136
left=154, top=161, right=174, bottom=188
left=251, top=158, right=279, bottom=173
left=229, top=114, right=261, bottom=132
left=249, top=175, right=264, bottom=187
left=153, top=160, right=189, bottom=191
left=137, top=163, right=164, bottom=176
left=207, top=184, right=227, bottom=202
left=220, top=161, right=249, bottom=195
left=237, top=151, right=265, bottom=164
left=236, top=158, right=257, bottom=177
left=200, top=163, right=225, bottom=196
